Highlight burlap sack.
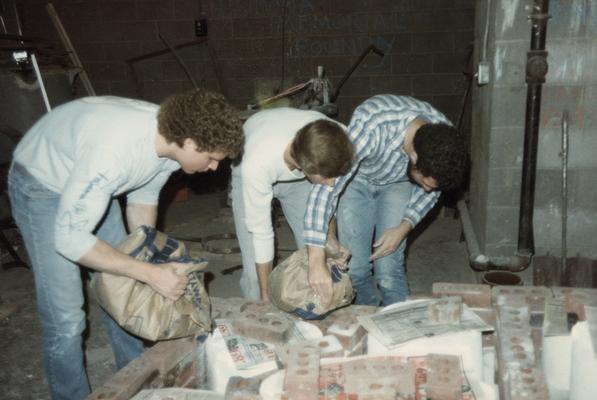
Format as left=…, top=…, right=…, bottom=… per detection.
left=91, top=226, right=212, bottom=341
left=268, top=241, right=354, bottom=319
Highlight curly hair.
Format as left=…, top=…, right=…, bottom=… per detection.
left=413, top=123, right=468, bottom=191
left=290, top=119, right=354, bottom=178
left=158, top=88, right=243, bottom=158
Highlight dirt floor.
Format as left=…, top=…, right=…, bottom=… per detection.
left=0, top=189, right=480, bottom=399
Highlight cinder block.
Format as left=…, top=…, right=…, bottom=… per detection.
left=283, top=344, right=320, bottom=400
left=426, top=354, right=463, bottom=400
left=432, top=282, right=492, bottom=308
left=233, top=312, right=292, bottom=344
left=428, top=296, right=463, bottom=324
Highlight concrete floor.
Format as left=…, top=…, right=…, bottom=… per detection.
left=0, top=189, right=477, bottom=399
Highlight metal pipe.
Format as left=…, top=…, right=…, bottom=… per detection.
left=560, top=111, right=569, bottom=283
left=331, top=45, right=384, bottom=103
left=515, top=0, right=550, bottom=269
left=457, top=199, right=531, bottom=271
left=158, top=33, right=198, bottom=90
left=30, top=53, right=51, bottom=112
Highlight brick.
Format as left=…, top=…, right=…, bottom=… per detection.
left=283, top=344, right=320, bottom=400
left=428, top=296, right=462, bottom=324
left=276, top=335, right=344, bottom=366
left=356, top=379, right=396, bottom=400
left=233, top=311, right=292, bottom=343
left=88, top=337, right=195, bottom=399
left=495, top=304, right=550, bottom=400
left=210, top=296, right=247, bottom=320
left=426, top=354, right=463, bottom=400
left=432, top=282, right=492, bottom=308
left=344, top=357, right=415, bottom=397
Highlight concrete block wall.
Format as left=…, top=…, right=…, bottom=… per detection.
left=17, top=0, right=475, bottom=124
left=471, top=0, right=597, bottom=259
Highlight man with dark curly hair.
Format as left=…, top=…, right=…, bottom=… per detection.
left=304, top=95, right=467, bottom=307
left=7, top=89, right=242, bottom=400
left=232, top=107, right=353, bottom=301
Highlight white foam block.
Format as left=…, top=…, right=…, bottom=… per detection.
left=570, top=321, right=597, bottom=400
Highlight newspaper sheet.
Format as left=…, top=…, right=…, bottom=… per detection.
left=358, top=299, right=493, bottom=349
left=214, top=318, right=322, bottom=370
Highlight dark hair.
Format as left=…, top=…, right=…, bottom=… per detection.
left=413, top=123, right=468, bottom=191
left=290, top=119, right=354, bottom=178
left=158, top=88, right=243, bottom=157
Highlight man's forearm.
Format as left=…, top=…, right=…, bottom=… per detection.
left=126, top=203, right=158, bottom=231
left=79, top=239, right=153, bottom=282
left=255, top=261, right=273, bottom=301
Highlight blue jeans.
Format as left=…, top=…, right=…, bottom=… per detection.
left=8, top=164, right=145, bottom=400
left=337, top=175, right=413, bottom=306
left=231, top=169, right=312, bottom=299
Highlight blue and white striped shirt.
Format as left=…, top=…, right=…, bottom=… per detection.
left=303, top=95, right=451, bottom=247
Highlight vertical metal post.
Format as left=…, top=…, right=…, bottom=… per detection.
left=560, top=111, right=569, bottom=284
left=517, top=0, right=550, bottom=259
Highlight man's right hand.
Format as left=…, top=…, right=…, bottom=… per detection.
left=307, top=245, right=332, bottom=306
left=146, top=262, right=190, bottom=300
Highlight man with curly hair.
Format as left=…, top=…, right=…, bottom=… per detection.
left=7, top=89, right=242, bottom=400
left=232, top=107, right=353, bottom=301
left=304, top=95, right=467, bottom=307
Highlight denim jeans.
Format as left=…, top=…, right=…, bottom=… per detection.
left=8, top=164, right=145, bottom=400
left=231, top=170, right=312, bottom=299
left=337, top=174, right=413, bottom=306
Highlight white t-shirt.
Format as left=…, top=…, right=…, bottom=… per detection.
left=13, top=96, right=180, bottom=261
left=236, top=107, right=344, bottom=263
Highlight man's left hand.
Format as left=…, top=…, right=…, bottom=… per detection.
left=369, top=221, right=411, bottom=262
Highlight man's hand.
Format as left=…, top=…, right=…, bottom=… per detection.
left=369, top=221, right=412, bottom=262
left=146, top=262, right=190, bottom=300
left=307, top=245, right=332, bottom=306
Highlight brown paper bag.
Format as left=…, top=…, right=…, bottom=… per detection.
left=268, top=241, right=354, bottom=319
left=91, top=226, right=212, bottom=341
